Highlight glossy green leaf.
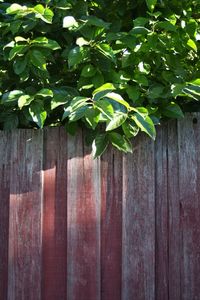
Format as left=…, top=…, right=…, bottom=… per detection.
left=94, top=99, right=114, bottom=120
left=106, top=113, right=127, bottom=131
left=18, top=95, right=34, bottom=109
left=146, top=0, right=157, bottom=11
left=93, top=83, right=115, bottom=101
left=162, top=102, right=184, bottom=118
left=30, top=50, right=46, bottom=70
left=92, top=134, right=109, bottom=158
left=132, top=113, right=156, bottom=139
left=122, top=121, right=139, bottom=138
left=108, top=132, right=132, bottom=153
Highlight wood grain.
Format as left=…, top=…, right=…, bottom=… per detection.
left=0, top=116, right=200, bottom=299
left=0, top=131, right=10, bottom=300
left=155, top=124, right=169, bottom=300
left=178, top=114, right=200, bottom=300
left=7, top=130, right=43, bottom=300
left=67, top=130, right=101, bottom=300
left=168, top=120, right=181, bottom=300
left=101, top=147, right=122, bottom=300
left=122, top=134, right=155, bottom=300
left=42, top=127, right=68, bottom=300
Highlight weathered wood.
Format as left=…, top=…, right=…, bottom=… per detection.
left=67, top=130, right=101, bottom=300
left=122, top=134, right=155, bottom=300
left=7, top=130, right=43, bottom=300
left=1, top=115, right=200, bottom=299
left=42, top=127, right=68, bottom=300
left=178, top=114, right=200, bottom=300
left=168, top=120, right=181, bottom=300
left=155, top=124, right=169, bottom=300
left=0, top=132, right=10, bottom=300
left=101, top=147, right=122, bottom=300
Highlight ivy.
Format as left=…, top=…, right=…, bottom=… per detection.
left=0, top=0, right=200, bottom=157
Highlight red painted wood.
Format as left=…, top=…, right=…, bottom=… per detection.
left=101, top=147, right=122, bottom=300
left=42, top=127, right=68, bottom=300
left=67, top=130, right=101, bottom=300
left=122, top=134, right=155, bottom=300
left=7, top=130, right=43, bottom=300
left=155, top=125, right=169, bottom=300
left=178, top=114, right=200, bottom=300
left=0, top=132, right=10, bottom=300
left=168, top=120, right=181, bottom=300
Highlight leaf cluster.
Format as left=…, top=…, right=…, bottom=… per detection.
left=0, top=0, right=200, bottom=156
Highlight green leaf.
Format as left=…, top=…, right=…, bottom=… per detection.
left=157, top=21, right=176, bottom=32
left=85, top=108, right=100, bottom=129
left=68, top=46, right=88, bottom=68
left=132, top=113, right=156, bottom=139
left=1, top=90, right=24, bottom=103
left=65, top=122, right=78, bottom=136
left=36, top=88, right=53, bottom=98
left=106, top=113, right=127, bottom=131
left=93, top=83, right=115, bottom=101
left=29, top=103, right=47, bottom=128
left=122, top=121, right=139, bottom=138
left=108, top=132, right=132, bottom=153
left=86, top=16, right=110, bottom=29
left=32, top=38, right=61, bottom=50
left=30, top=50, right=46, bottom=70
left=9, top=45, right=27, bottom=60
left=130, top=27, right=150, bottom=35
left=146, top=0, right=157, bottom=11
left=34, top=4, right=45, bottom=14
left=162, top=102, right=184, bottom=118
left=13, top=57, right=27, bottom=75
left=52, top=88, right=78, bottom=110
left=105, top=92, right=130, bottom=109
left=94, top=99, right=114, bottom=120
left=81, top=64, right=96, bottom=77
left=92, top=134, right=109, bottom=158
left=18, top=95, right=34, bottom=109
left=34, top=5, right=54, bottom=23
left=187, top=39, right=197, bottom=52
left=188, top=79, right=200, bottom=86
left=96, top=44, right=116, bottom=62
left=127, top=86, right=140, bottom=103
left=69, top=106, right=88, bottom=122
left=6, top=4, right=24, bottom=14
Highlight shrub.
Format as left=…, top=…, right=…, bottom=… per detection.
left=0, top=0, right=200, bottom=157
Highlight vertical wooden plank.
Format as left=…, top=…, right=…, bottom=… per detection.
left=67, top=130, right=101, bottom=300
left=168, top=120, right=181, bottom=300
left=155, top=124, right=169, bottom=300
left=42, top=127, right=68, bottom=300
left=101, top=148, right=122, bottom=300
left=0, top=132, right=10, bottom=300
left=7, top=130, right=43, bottom=300
left=122, top=134, right=155, bottom=300
left=178, top=113, right=200, bottom=300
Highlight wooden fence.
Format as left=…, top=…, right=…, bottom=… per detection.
left=0, top=113, right=200, bottom=300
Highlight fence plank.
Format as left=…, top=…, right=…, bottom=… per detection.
left=7, top=130, right=43, bottom=300
left=178, top=114, right=200, bottom=300
left=155, top=125, right=169, bottom=300
left=42, top=127, right=68, bottom=300
left=122, top=135, right=155, bottom=300
left=67, top=131, right=101, bottom=300
left=101, top=148, right=122, bottom=300
left=168, top=120, right=181, bottom=300
left=0, top=132, right=10, bottom=300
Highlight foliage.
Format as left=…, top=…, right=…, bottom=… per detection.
left=0, top=0, right=200, bottom=157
